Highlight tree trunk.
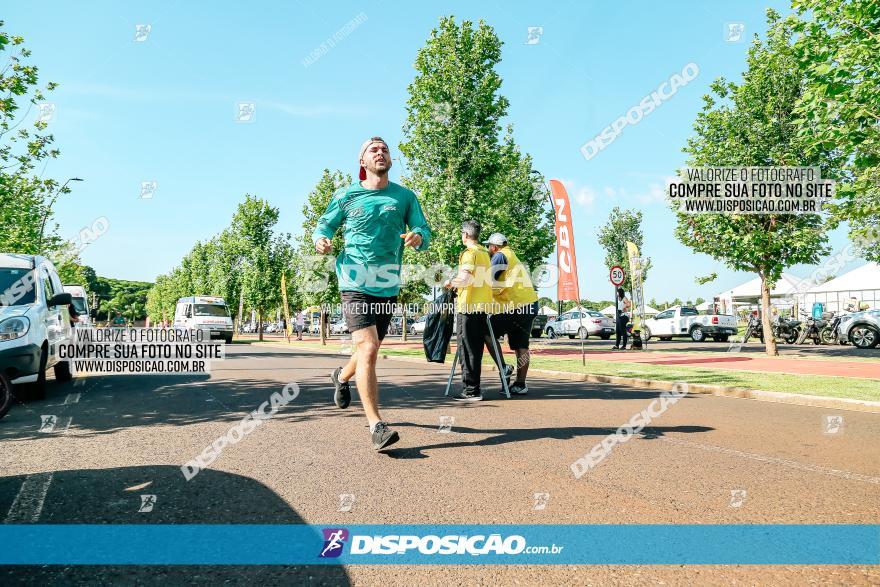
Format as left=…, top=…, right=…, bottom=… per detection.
left=320, top=310, right=326, bottom=346
left=402, top=307, right=408, bottom=342
left=760, top=276, right=778, bottom=356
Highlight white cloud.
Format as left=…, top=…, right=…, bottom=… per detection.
left=559, top=179, right=597, bottom=208
left=603, top=186, right=617, bottom=197
left=635, top=177, right=676, bottom=204
left=636, top=183, right=665, bottom=204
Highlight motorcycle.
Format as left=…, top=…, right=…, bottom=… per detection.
left=821, top=312, right=847, bottom=345
left=796, top=311, right=828, bottom=345
left=772, top=315, right=801, bottom=345
left=741, top=314, right=764, bottom=343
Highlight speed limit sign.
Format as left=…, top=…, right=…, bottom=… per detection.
left=609, top=266, right=625, bottom=286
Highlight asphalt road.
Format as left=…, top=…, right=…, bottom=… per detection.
left=1, top=344, right=878, bottom=585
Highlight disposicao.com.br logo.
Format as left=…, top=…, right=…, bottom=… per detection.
left=319, top=528, right=563, bottom=557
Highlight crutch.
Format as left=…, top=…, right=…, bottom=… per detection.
left=486, top=314, right=511, bottom=399
left=444, top=345, right=461, bottom=397
left=443, top=315, right=511, bottom=398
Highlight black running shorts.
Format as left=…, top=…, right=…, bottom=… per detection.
left=340, top=291, right=397, bottom=340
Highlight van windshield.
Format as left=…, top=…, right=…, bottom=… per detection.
left=0, top=268, right=36, bottom=306
left=71, top=297, right=88, bottom=314
left=194, top=304, right=229, bottom=317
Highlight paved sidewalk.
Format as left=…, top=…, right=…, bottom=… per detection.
left=261, top=336, right=880, bottom=380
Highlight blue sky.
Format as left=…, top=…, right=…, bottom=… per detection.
left=6, top=0, right=862, bottom=302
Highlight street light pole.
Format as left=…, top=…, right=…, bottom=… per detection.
left=38, top=177, right=83, bottom=250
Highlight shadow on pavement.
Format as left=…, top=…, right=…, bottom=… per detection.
left=0, top=465, right=350, bottom=585
left=0, top=348, right=705, bottom=442
left=385, top=422, right=714, bottom=459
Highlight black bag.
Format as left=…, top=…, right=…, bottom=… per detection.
left=423, top=290, right=456, bottom=363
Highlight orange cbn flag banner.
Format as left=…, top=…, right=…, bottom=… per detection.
left=549, top=179, right=581, bottom=302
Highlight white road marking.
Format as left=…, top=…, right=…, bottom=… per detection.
left=58, top=416, right=72, bottom=434
left=63, top=393, right=81, bottom=405
left=74, top=378, right=85, bottom=387
left=4, top=472, right=54, bottom=523
left=658, top=436, right=880, bottom=485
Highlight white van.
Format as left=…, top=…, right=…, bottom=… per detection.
left=0, top=254, right=75, bottom=399
left=63, top=284, right=92, bottom=326
left=173, top=296, right=234, bottom=344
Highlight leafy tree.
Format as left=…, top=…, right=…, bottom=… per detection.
left=398, top=16, right=554, bottom=270
left=96, top=278, right=151, bottom=323
left=230, top=195, right=289, bottom=342
left=597, top=207, right=651, bottom=292
left=695, top=272, right=718, bottom=285
left=0, top=21, right=78, bottom=258
left=295, top=169, right=349, bottom=344
left=792, top=0, right=880, bottom=259
left=673, top=10, right=846, bottom=356
left=145, top=275, right=175, bottom=325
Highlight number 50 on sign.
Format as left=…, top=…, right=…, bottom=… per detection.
left=610, top=266, right=625, bottom=286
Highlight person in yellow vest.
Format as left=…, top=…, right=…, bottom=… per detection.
left=483, top=233, right=539, bottom=395
left=443, top=220, right=495, bottom=401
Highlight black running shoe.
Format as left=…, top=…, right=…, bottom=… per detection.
left=330, top=367, right=351, bottom=409
left=510, top=383, right=528, bottom=395
left=371, top=421, right=400, bottom=451
left=504, top=364, right=514, bottom=379
left=452, top=388, right=482, bottom=402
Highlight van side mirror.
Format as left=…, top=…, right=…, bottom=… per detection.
left=48, top=293, right=73, bottom=307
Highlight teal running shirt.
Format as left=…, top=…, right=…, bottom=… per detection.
left=312, top=181, right=431, bottom=297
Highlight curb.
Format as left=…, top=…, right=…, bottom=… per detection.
left=247, top=341, right=880, bottom=414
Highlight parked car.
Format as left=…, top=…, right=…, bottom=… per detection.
left=531, top=314, right=548, bottom=338
left=837, top=309, right=880, bottom=349
left=330, top=319, right=349, bottom=335
left=388, top=316, right=404, bottom=336
left=545, top=310, right=614, bottom=340
left=643, top=305, right=737, bottom=342
left=0, top=254, right=75, bottom=401
left=409, top=314, right=428, bottom=336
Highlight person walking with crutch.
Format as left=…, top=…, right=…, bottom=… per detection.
left=444, top=220, right=496, bottom=401
left=481, top=233, right=538, bottom=396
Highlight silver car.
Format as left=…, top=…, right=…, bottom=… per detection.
left=545, top=310, right=615, bottom=340
left=837, top=309, right=880, bottom=349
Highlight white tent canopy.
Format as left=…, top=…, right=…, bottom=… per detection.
left=801, top=262, right=880, bottom=312
left=714, top=264, right=880, bottom=314
left=719, top=272, right=804, bottom=300
left=538, top=305, right=558, bottom=316
left=806, top=262, right=880, bottom=293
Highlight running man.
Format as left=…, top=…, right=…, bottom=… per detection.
left=313, top=136, right=431, bottom=450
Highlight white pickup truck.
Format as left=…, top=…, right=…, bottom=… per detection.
left=643, top=305, right=737, bottom=342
